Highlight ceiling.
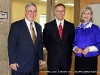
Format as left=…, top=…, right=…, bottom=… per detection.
left=13, top=0, right=74, bottom=7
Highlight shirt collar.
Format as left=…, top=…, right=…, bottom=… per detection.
left=56, top=19, right=64, bottom=27
left=78, top=22, right=92, bottom=28
left=25, top=18, right=34, bottom=25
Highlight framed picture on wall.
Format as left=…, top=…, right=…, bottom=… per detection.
left=0, top=11, right=8, bottom=19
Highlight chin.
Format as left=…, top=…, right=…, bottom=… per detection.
left=59, top=19, right=64, bottom=20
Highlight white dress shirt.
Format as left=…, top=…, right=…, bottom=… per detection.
left=25, top=18, right=37, bottom=39
left=56, top=19, right=64, bottom=28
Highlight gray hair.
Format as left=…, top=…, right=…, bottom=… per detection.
left=25, top=2, right=37, bottom=11
left=80, top=6, right=93, bottom=22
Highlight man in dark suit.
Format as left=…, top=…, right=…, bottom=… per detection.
left=43, top=3, right=75, bottom=75
left=8, top=2, right=43, bottom=75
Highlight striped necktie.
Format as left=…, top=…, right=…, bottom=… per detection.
left=30, top=23, right=36, bottom=44
left=58, top=23, right=63, bottom=39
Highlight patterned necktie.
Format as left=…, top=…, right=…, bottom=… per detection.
left=30, top=23, right=36, bottom=44
left=58, top=23, right=63, bottom=39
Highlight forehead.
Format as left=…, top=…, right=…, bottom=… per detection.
left=83, top=9, right=91, bottom=13
left=26, top=6, right=37, bottom=10
left=55, top=6, right=65, bottom=10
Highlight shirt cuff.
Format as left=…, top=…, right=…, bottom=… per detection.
left=73, top=46, right=77, bottom=53
left=89, top=46, right=98, bottom=52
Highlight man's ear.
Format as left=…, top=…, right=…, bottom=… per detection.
left=24, top=11, right=26, bottom=15
left=54, top=10, right=56, bottom=16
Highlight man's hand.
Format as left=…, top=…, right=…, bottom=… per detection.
left=83, top=47, right=90, bottom=56
left=76, top=47, right=83, bottom=54
left=10, top=63, right=19, bottom=71
left=39, top=60, right=43, bottom=67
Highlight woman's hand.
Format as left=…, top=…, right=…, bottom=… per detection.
left=83, top=47, right=90, bottom=56
left=76, top=47, right=83, bottom=54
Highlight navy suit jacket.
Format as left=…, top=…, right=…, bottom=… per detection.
left=43, top=19, right=75, bottom=70
left=8, top=19, right=43, bottom=73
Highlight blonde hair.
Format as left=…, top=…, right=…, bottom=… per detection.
left=80, top=6, right=93, bottom=22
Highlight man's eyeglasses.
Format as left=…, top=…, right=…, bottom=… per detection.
left=26, top=10, right=37, bottom=13
left=56, top=10, right=65, bottom=13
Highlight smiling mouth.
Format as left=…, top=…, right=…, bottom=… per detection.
left=84, top=17, right=88, bottom=19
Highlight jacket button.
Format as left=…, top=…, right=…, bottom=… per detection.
left=60, top=50, right=62, bottom=53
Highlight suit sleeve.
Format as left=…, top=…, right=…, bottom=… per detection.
left=70, top=24, right=75, bottom=49
left=43, top=24, right=49, bottom=50
left=39, top=26, right=43, bottom=60
left=8, top=23, right=18, bottom=64
left=69, top=24, right=75, bottom=57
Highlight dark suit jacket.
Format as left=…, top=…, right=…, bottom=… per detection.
left=43, top=19, right=75, bottom=70
left=8, top=19, right=43, bottom=73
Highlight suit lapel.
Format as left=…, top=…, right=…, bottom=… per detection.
left=34, top=22, right=39, bottom=45
left=62, top=20, right=69, bottom=44
left=51, top=20, right=62, bottom=45
left=21, top=19, right=34, bottom=45
left=52, top=20, right=60, bottom=40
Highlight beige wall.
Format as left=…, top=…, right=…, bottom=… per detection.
left=65, top=7, right=74, bottom=23
left=0, top=0, right=11, bottom=75
left=12, top=0, right=74, bottom=23
left=12, top=0, right=46, bottom=23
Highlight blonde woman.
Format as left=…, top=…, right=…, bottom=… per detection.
left=73, top=6, right=100, bottom=75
